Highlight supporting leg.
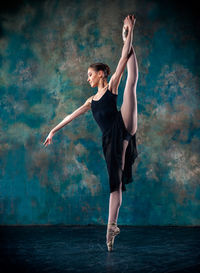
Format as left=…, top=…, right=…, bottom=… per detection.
left=106, top=139, right=129, bottom=245
left=121, top=45, right=138, bottom=136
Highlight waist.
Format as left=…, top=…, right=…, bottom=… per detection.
left=99, top=111, right=119, bottom=136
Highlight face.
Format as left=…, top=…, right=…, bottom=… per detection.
left=87, top=67, right=103, bottom=88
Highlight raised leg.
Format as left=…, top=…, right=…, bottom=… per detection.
left=121, top=45, right=138, bottom=136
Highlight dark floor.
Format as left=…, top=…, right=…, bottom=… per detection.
left=0, top=226, right=200, bottom=273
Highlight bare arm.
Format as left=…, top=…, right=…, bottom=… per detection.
left=43, top=96, right=93, bottom=147
left=51, top=97, right=92, bottom=134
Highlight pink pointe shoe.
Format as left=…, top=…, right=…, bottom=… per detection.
left=122, top=15, right=136, bottom=43
left=122, top=25, right=129, bottom=43
left=106, top=222, right=120, bottom=252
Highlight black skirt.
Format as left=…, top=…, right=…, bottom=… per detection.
left=102, top=110, right=138, bottom=193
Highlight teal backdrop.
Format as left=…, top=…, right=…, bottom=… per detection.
left=0, top=0, right=199, bottom=225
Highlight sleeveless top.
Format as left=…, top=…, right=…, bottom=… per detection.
left=90, top=87, right=138, bottom=193
left=91, top=89, right=118, bottom=135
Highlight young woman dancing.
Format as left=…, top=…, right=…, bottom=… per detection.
left=43, top=14, right=138, bottom=252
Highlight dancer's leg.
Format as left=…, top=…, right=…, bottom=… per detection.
left=121, top=45, right=138, bottom=136
left=106, top=139, right=129, bottom=243
left=107, top=44, right=138, bottom=236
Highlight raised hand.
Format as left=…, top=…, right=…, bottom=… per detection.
left=124, top=14, right=136, bottom=30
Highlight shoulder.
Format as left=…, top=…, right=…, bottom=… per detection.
left=84, top=95, right=94, bottom=108
left=86, top=95, right=94, bottom=103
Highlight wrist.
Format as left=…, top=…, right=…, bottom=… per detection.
left=128, top=25, right=134, bottom=32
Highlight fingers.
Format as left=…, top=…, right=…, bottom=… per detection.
left=45, top=140, right=50, bottom=147
left=43, top=140, right=48, bottom=147
left=124, top=14, right=135, bottom=22
left=43, top=138, right=48, bottom=145
left=128, top=14, right=135, bottom=22
left=43, top=138, right=52, bottom=147
left=123, top=14, right=136, bottom=30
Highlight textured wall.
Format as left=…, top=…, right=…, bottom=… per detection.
left=0, top=0, right=199, bottom=225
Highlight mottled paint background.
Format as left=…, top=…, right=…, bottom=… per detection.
left=0, top=0, right=199, bottom=225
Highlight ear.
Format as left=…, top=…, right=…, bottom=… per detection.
left=98, top=70, right=104, bottom=78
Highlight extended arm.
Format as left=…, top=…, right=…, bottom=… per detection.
left=43, top=96, right=93, bottom=147
left=51, top=97, right=92, bottom=134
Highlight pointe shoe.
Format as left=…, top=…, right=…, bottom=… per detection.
left=122, top=15, right=136, bottom=43
left=106, top=222, right=120, bottom=252
left=122, top=25, right=129, bottom=43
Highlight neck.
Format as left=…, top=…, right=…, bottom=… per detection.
left=98, top=81, right=108, bottom=92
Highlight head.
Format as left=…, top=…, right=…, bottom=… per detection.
left=87, top=63, right=111, bottom=88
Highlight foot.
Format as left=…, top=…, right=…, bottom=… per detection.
left=106, top=222, right=120, bottom=252
left=122, top=25, right=129, bottom=43
left=122, top=15, right=136, bottom=43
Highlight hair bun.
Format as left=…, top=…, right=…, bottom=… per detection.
left=104, top=64, right=111, bottom=77
left=89, top=62, right=111, bottom=79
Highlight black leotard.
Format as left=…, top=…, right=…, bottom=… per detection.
left=91, top=88, right=138, bottom=193
left=91, top=89, right=118, bottom=135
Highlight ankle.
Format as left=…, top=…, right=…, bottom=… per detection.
left=107, top=221, right=117, bottom=227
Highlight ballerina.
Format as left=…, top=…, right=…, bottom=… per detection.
left=43, top=14, right=138, bottom=252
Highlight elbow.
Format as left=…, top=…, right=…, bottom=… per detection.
left=66, top=114, right=74, bottom=124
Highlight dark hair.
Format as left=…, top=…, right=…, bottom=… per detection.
left=89, top=63, right=111, bottom=79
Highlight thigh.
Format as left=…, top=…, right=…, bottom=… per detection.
left=121, top=82, right=137, bottom=136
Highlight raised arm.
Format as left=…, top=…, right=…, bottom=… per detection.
left=108, top=15, right=135, bottom=94
left=43, top=96, right=93, bottom=147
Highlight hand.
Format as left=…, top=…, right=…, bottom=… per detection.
left=123, top=14, right=136, bottom=31
left=43, top=130, right=55, bottom=147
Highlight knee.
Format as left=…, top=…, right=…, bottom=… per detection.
left=127, top=76, right=138, bottom=87
left=130, top=122, right=137, bottom=135
left=130, top=127, right=137, bottom=136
